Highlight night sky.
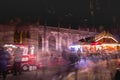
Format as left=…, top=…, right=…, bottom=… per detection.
left=0, top=0, right=120, bottom=29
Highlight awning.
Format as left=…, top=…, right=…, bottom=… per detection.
left=79, top=36, right=94, bottom=43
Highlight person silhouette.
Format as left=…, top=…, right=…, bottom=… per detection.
left=12, top=47, right=23, bottom=76
left=0, top=46, right=10, bottom=80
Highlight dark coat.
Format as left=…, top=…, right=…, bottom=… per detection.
left=0, top=50, right=10, bottom=71
left=115, top=69, right=120, bottom=80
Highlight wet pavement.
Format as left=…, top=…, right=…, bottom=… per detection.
left=1, top=57, right=68, bottom=80
left=64, top=58, right=119, bottom=80
left=1, top=57, right=120, bottom=80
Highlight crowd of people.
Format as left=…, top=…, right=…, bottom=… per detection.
left=0, top=45, right=120, bottom=80
left=61, top=49, right=120, bottom=80
left=0, top=45, right=23, bottom=80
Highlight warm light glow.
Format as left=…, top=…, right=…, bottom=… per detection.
left=20, top=31, right=23, bottom=44
left=96, top=45, right=101, bottom=50
left=95, top=36, right=118, bottom=43
left=102, top=43, right=118, bottom=46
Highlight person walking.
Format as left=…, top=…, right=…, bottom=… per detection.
left=12, top=47, right=23, bottom=76
left=0, top=46, right=10, bottom=80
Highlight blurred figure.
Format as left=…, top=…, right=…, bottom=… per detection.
left=115, top=68, right=120, bottom=80
left=77, top=48, right=81, bottom=57
left=12, top=47, right=23, bottom=76
left=62, top=49, right=67, bottom=60
left=0, top=45, right=10, bottom=80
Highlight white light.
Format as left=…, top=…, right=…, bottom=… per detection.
left=23, top=48, right=28, bottom=55
left=30, top=45, right=35, bottom=55
left=4, top=44, right=16, bottom=48
left=69, top=45, right=82, bottom=52
left=22, top=57, right=29, bottom=62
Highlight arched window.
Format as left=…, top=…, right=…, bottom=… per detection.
left=62, top=35, right=68, bottom=48
left=48, top=36, right=56, bottom=50
left=38, top=35, right=42, bottom=49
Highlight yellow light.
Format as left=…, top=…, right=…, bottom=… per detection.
left=102, top=43, right=118, bottom=46
left=95, top=36, right=118, bottom=43
left=20, top=31, right=23, bottom=44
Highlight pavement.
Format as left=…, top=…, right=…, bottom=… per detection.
left=1, top=57, right=68, bottom=80
left=1, top=58, right=120, bottom=80
left=5, top=64, right=67, bottom=80
left=64, top=59, right=119, bottom=80
left=6, top=70, right=55, bottom=80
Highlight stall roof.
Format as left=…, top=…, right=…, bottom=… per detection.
left=95, top=31, right=118, bottom=43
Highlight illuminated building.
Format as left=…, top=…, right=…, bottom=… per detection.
left=0, top=22, right=97, bottom=57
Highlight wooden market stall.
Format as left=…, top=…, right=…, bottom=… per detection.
left=94, top=31, right=120, bottom=53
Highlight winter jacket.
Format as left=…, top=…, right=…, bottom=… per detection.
left=0, top=50, right=10, bottom=70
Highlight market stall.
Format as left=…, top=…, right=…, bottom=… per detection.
left=73, top=31, right=120, bottom=54
left=94, top=31, right=119, bottom=53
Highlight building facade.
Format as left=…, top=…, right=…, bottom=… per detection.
left=0, top=23, right=97, bottom=57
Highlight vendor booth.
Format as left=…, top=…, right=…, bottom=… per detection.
left=94, top=31, right=119, bottom=53
left=70, top=31, right=120, bottom=54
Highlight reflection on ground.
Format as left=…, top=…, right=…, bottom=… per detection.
left=63, top=54, right=119, bottom=80
left=3, top=53, right=120, bottom=80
